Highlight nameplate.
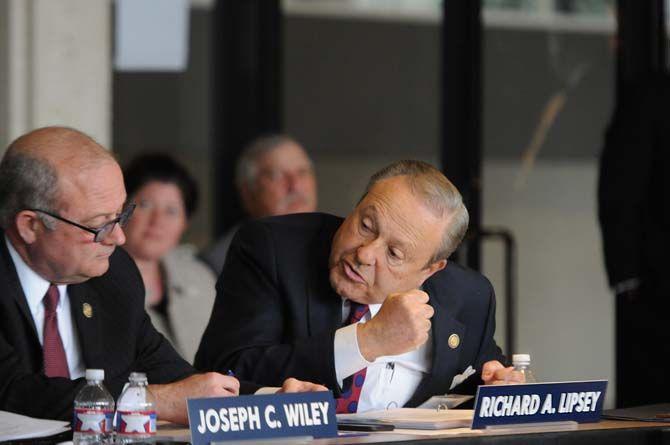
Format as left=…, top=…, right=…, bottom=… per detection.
left=472, top=380, right=607, bottom=429
left=187, top=391, right=338, bottom=445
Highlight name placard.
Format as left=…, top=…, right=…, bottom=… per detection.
left=472, top=380, right=607, bottom=429
left=187, top=391, right=338, bottom=445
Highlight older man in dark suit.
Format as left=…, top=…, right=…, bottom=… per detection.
left=0, top=126, right=323, bottom=424
left=196, top=160, right=514, bottom=413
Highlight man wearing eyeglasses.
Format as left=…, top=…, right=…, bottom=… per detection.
left=0, top=126, right=324, bottom=425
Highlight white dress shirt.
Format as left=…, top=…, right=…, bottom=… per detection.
left=334, top=299, right=432, bottom=412
left=5, top=236, right=85, bottom=379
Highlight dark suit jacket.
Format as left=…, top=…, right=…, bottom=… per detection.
left=0, top=231, right=198, bottom=420
left=195, top=213, right=505, bottom=407
left=598, top=76, right=670, bottom=298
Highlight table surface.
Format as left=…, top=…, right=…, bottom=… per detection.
left=158, top=419, right=670, bottom=444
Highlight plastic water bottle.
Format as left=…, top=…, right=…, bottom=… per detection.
left=115, top=372, right=156, bottom=443
left=73, top=369, right=115, bottom=445
left=505, top=353, right=537, bottom=384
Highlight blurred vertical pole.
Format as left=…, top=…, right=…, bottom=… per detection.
left=441, top=0, right=482, bottom=270
left=211, top=0, right=282, bottom=236
left=615, top=0, right=666, bottom=96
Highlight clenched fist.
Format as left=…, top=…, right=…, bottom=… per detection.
left=357, top=289, right=434, bottom=361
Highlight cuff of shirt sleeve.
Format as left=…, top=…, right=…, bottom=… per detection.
left=334, top=323, right=373, bottom=386
left=255, top=387, right=281, bottom=395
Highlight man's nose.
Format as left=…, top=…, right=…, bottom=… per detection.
left=285, top=172, right=299, bottom=191
left=356, top=239, right=379, bottom=267
left=105, top=222, right=126, bottom=246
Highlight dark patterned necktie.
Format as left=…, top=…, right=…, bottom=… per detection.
left=42, top=284, right=70, bottom=378
left=336, top=302, right=370, bottom=414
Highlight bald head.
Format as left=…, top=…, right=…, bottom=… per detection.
left=0, top=126, right=116, bottom=229
left=8, top=126, right=114, bottom=171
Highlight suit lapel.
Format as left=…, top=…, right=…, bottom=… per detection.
left=406, top=279, right=466, bottom=407
left=0, top=232, right=40, bottom=338
left=306, top=251, right=342, bottom=336
left=68, top=282, right=103, bottom=367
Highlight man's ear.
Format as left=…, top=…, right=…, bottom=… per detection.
left=238, top=183, right=256, bottom=216
left=423, top=258, right=447, bottom=280
left=14, top=211, right=42, bottom=244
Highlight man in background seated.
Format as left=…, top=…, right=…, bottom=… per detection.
left=201, top=134, right=317, bottom=274
left=0, top=127, right=324, bottom=424
left=196, top=160, right=514, bottom=413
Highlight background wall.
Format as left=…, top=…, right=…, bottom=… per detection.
left=0, top=0, right=111, bottom=155
left=113, top=9, right=213, bottom=247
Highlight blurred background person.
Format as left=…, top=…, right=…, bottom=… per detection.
left=123, top=153, right=216, bottom=363
left=598, top=77, right=670, bottom=407
left=201, top=134, right=318, bottom=274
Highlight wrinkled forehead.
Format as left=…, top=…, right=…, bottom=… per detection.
left=355, top=177, right=446, bottom=246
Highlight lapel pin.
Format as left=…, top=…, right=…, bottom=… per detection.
left=82, top=303, right=93, bottom=318
left=448, top=333, right=460, bottom=349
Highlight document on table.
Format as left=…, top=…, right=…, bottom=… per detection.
left=337, top=408, right=473, bottom=430
left=0, top=410, right=70, bottom=441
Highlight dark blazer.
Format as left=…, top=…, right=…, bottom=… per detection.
left=195, top=213, right=505, bottom=407
left=0, top=231, right=197, bottom=420
left=598, top=76, right=670, bottom=298
left=598, top=77, right=670, bottom=407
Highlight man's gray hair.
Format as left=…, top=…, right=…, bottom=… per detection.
left=363, top=160, right=469, bottom=262
left=234, top=134, right=305, bottom=189
left=0, top=150, right=59, bottom=229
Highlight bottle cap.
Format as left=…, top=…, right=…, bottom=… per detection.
left=85, top=369, right=105, bottom=381
left=129, top=372, right=148, bottom=383
left=512, top=353, right=531, bottom=364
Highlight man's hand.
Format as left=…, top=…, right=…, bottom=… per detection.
left=481, top=360, right=523, bottom=385
left=149, top=372, right=240, bottom=425
left=277, top=378, right=328, bottom=393
left=357, top=290, right=433, bottom=361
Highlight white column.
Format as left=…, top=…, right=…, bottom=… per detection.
left=0, top=0, right=111, bottom=155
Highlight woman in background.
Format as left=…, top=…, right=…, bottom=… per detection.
left=123, top=153, right=216, bottom=363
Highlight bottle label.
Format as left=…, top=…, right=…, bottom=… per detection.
left=73, top=408, right=114, bottom=433
left=116, top=410, right=157, bottom=435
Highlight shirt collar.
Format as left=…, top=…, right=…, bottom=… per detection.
left=342, top=297, right=382, bottom=317
left=341, top=284, right=427, bottom=318
left=4, top=235, right=66, bottom=313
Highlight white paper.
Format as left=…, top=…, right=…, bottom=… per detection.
left=337, top=408, right=473, bottom=430
left=115, top=0, right=189, bottom=71
left=418, top=394, right=474, bottom=409
left=0, top=410, right=70, bottom=441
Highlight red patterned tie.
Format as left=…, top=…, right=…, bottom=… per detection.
left=42, top=284, right=70, bottom=378
left=336, top=302, right=369, bottom=414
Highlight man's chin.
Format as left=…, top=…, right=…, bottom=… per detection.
left=88, top=259, right=111, bottom=277
left=330, top=272, right=370, bottom=303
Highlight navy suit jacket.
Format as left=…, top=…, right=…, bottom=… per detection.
left=195, top=213, right=505, bottom=407
left=0, top=231, right=198, bottom=420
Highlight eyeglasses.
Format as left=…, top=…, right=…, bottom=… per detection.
left=28, top=203, right=136, bottom=243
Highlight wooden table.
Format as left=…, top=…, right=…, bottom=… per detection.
left=156, top=419, right=670, bottom=444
